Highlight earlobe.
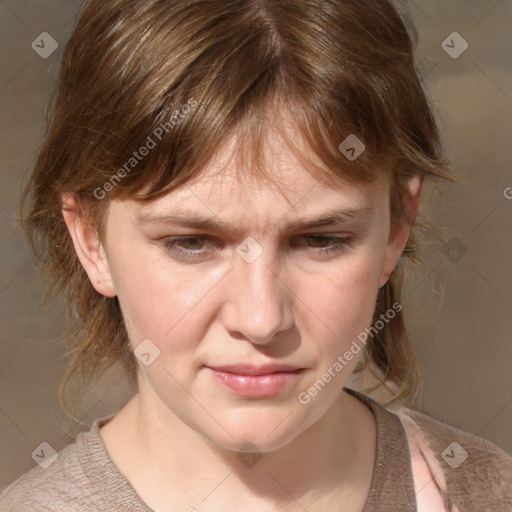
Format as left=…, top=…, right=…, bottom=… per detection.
left=405, top=175, right=423, bottom=224
left=61, top=194, right=117, bottom=297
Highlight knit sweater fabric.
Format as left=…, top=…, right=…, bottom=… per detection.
left=1, top=389, right=511, bottom=511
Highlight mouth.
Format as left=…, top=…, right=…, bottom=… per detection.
left=206, top=364, right=305, bottom=398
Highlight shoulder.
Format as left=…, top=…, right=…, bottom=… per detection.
left=0, top=440, right=96, bottom=511
left=0, top=417, right=152, bottom=512
left=0, top=417, right=125, bottom=512
left=398, top=407, right=512, bottom=510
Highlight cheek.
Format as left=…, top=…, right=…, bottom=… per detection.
left=301, top=253, right=381, bottom=355
left=109, top=244, right=227, bottom=349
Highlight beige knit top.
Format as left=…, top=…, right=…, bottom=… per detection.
left=1, top=389, right=511, bottom=511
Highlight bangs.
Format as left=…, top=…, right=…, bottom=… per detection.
left=52, top=0, right=439, bottom=208
left=111, top=92, right=385, bottom=205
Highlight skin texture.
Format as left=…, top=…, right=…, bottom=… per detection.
left=62, top=127, right=421, bottom=512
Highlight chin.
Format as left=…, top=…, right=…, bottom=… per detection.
left=209, top=429, right=298, bottom=455
left=200, top=405, right=313, bottom=454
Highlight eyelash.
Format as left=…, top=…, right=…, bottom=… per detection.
left=160, top=235, right=352, bottom=260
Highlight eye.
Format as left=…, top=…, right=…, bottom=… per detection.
left=290, top=234, right=352, bottom=255
left=159, top=234, right=353, bottom=262
left=160, top=236, right=219, bottom=260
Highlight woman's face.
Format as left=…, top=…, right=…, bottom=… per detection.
left=72, top=133, right=415, bottom=453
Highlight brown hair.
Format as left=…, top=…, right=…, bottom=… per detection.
left=20, top=0, right=453, bottom=420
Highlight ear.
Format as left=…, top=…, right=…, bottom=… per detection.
left=61, top=194, right=117, bottom=297
left=378, top=175, right=422, bottom=288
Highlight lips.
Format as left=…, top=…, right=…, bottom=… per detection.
left=206, top=364, right=304, bottom=397
left=208, top=363, right=302, bottom=376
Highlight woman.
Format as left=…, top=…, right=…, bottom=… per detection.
left=1, top=0, right=511, bottom=510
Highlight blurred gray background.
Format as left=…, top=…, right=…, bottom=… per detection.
left=1, top=0, right=511, bottom=490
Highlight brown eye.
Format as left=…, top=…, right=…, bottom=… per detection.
left=290, top=235, right=352, bottom=255
left=161, top=236, right=219, bottom=260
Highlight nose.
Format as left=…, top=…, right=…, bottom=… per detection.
left=221, top=251, right=294, bottom=345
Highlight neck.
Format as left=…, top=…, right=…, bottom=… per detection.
left=101, top=386, right=376, bottom=512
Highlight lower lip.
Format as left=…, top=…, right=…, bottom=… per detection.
left=208, top=368, right=303, bottom=397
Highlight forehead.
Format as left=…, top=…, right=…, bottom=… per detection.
left=135, top=126, right=389, bottom=219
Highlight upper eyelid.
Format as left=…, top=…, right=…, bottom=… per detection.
left=160, top=229, right=355, bottom=239
left=163, top=233, right=351, bottom=241
left=161, top=233, right=351, bottom=249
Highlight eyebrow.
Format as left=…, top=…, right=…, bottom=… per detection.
left=137, top=206, right=374, bottom=234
